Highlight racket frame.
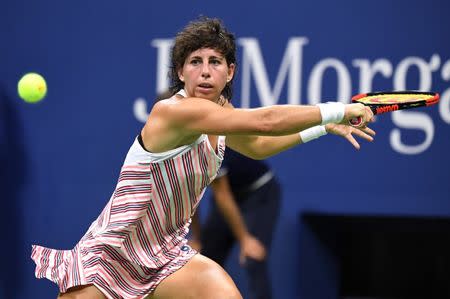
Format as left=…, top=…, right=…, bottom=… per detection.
left=352, top=91, right=439, bottom=115
left=349, top=91, right=440, bottom=126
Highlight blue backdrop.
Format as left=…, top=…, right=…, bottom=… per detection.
left=1, top=1, right=450, bottom=298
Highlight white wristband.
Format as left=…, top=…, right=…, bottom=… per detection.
left=299, top=125, right=327, bottom=143
left=317, top=102, right=345, bottom=125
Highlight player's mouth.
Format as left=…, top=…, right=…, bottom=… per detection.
left=197, top=83, right=214, bottom=93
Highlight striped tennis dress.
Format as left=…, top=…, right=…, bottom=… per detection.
left=31, top=133, right=225, bottom=298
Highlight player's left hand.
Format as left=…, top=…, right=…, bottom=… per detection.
left=325, top=123, right=376, bottom=150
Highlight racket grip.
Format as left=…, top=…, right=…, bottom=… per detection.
left=349, top=116, right=362, bottom=127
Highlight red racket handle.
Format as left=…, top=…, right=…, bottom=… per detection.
left=349, top=116, right=362, bottom=127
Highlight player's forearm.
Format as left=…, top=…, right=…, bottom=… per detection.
left=249, top=105, right=322, bottom=135
left=253, top=134, right=303, bottom=159
left=227, top=133, right=302, bottom=160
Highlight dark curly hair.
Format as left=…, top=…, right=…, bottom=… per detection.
left=167, top=17, right=237, bottom=100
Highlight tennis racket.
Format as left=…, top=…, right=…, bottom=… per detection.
left=349, top=91, right=440, bottom=126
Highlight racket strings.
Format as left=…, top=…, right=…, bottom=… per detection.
left=353, top=93, right=438, bottom=104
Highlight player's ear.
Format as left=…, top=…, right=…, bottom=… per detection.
left=227, top=63, right=235, bottom=82
left=178, top=69, right=185, bottom=82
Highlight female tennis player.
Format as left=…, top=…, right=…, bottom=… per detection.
left=31, top=17, right=375, bottom=299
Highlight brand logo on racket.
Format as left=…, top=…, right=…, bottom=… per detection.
left=376, top=104, right=399, bottom=114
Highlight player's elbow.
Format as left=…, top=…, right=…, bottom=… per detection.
left=250, top=153, right=269, bottom=160
left=239, top=147, right=271, bottom=160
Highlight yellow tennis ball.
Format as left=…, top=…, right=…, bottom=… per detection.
left=17, top=73, right=47, bottom=103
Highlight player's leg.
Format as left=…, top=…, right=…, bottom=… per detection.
left=148, top=254, right=242, bottom=299
left=57, top=285, right=107, bottom=299
left=241, top=179, right=281, bottom=299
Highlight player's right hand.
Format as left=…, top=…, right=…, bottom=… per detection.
left=343, top=103, right=374, bottom=127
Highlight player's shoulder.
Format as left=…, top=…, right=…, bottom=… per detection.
left=152, top=96, right=184, bottom=112
left=149, top=96, right=198, bottom=127
left=222, top=100, right=234, bottom=109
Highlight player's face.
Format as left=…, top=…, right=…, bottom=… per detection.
left=178, top=48, right=235, bottom=102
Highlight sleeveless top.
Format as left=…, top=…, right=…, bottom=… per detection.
left=31, top=91, right=226, bottom=299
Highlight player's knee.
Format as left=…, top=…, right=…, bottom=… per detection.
left=195, top=257, right=242, bottom=299
left=215, top=287, right=242, bottom=299
left=198, top=279, right=242, bottom=299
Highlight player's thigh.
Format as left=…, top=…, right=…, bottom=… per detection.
left=148, top=254, right=242, bottom=299
left=57, top=285, right=107, bottom=299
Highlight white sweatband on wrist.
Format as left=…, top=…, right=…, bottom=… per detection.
left=316, top=102, right=345, bottom=125
left=299, top=125, right=327, bottom=143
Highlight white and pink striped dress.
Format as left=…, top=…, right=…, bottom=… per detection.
left=31, top=129, right=226, bottom=298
